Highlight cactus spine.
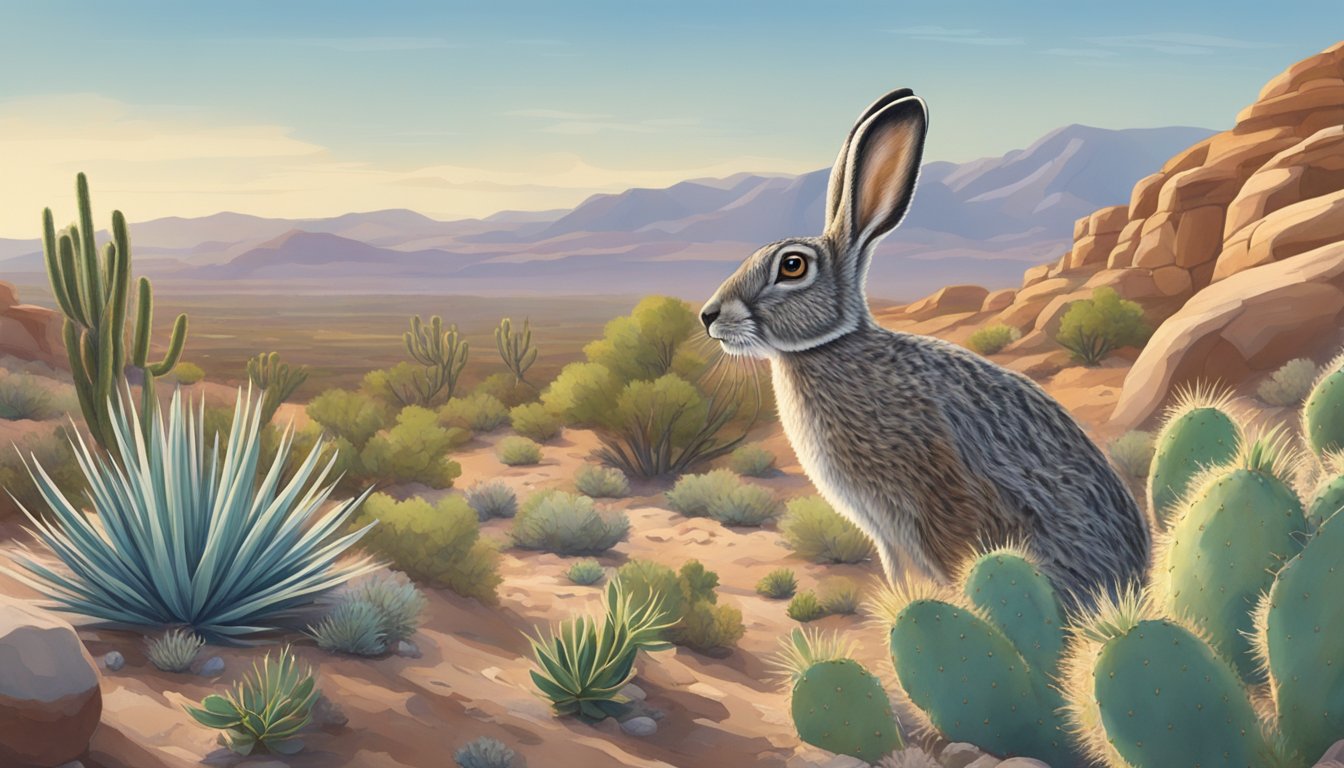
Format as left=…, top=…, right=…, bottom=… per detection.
left=403, top=315, right=468, bottom=404
left=1303, top=357, right=1344, bottom=459
left=1147, top=387, right=1241, bottom=528
left=246, top=351, right=309, bottom=423
left=43, top=173, right=186, bottom=452
left=495, top=317, right=538, bottom=387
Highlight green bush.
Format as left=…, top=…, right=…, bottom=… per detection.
left=351, top=494, right=501, bottom=604
left=0, top=373, right=58, bottom=420
left=173, top=362, right=206, bottom=385
left=145, top=628, right=205, bottom=672
left=455, top=737, right=517, bottom=768
left=308, top=599, right=386, bottom=656
left=542, top=297, right=759, bottom=477
left=185, top=646, right=318, bottom=755
left=574, top=464, right=630, bottom=498
left=441, top=393, right=510, bottom=432
left=1258, top=358, right=1319, bottom=407
left=1055, top=286, right=1150, bottom=366
left=787, top=591, right=827, bottom=622
left=509, top=402, right=562, bottom=442
left=475, top=372, right=538, bottom=409
left=817, top=577, right=862, bottom=616
left=497, top=436, right=543, bottom=466
left=347, top=572, right=425, bottom=644
left=756, top=568, right=798, bottom=599
left=665, top=469, right=740, bottom=517
left=780, top=496, right=874, bottom=564
left=360, top=406, right=466, bottom=487
left=307, top=388, right=390, bottom=448
left=511, top=491, right=629, bottom=555
left=967, top=324, right=1022, bottom=356
left=0, top=426, right=86, bottom=520
left=1109, top=430, right=1156, bottom=479
left=466, top=480, right=518, bottom=520
left=728, top=443, right=776, bottom=477
left=567, top=559, right=606, bottom=586
left=708, top=483, right=779, bottom=526
left=615, top=559, right=744, bottom=653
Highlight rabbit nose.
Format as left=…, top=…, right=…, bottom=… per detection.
left=700, top=308, right=720, bottom=331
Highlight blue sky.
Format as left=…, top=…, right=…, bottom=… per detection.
left=0, top=1, right=1338, bottom=235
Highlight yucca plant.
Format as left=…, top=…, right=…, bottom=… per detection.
left=146, top=627, right=206, bottom=672
left=184, top=645, right=319, bottom=755
left=5, top=389, right=378, bottom=639
left=527, top=581, right=673, bottom=719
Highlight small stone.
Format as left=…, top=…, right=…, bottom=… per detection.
left=103, top=651, right=125, bottom=671
left=619, top=682, right=647, bottom=701
left=940, top=743, right=987, bottom=768
left=396, top=640, right=422, bottom=658
left=998, top=759, right=1051, bottom=768
left=966, top=757, right=1003, bottom=768
left=198, top=656, right=225, bottom=677
left=619, top=716, right=657, bottom=737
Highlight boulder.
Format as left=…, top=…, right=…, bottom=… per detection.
left=1022, top=263, right=1051, bottom=288
left=1173, top=205, right=1225, bottom=269
left=1214, top=188, right=1344, bottom=280
left=0, top=282, right=18, bottom=311
left=0, top=599, right=102, bottom=767
left=902, top=285, right=990, bottom=321
left=1132, top=213, right=1178, bottom=268
left=980, top=288, right=1016, bottom=313
left=1106, top=219, right=1145, bottom=269
left=995, top=277, right=1074, bottom=329
left=1128, top=172, right=1167, bottom=220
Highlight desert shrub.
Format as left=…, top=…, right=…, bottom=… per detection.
left=475, top=372, right=537, bottom=408
left=0, top=373, right=57, bottom=420
left=185, top=645, right=318, bottom=755
left=0, top=426, right=86, bottom=520
left=456, top=736, right=517, bottom=768
left=574, top=464, right=630, bottom=498
left=787, top=591, right=827, bottom=622
left=511, top=491, right=629, bottom=555
left=728, top=443, right=776, bottom=477
left=496, top=436, right=543, bottom=466
left=307, top=388, right=390, bottom=448
left=347, top=572, right=425, bottom=644
left=780, top=496, right=874, bottom=564
left=1258, top=358, right=1319, bottom=406
left=615, top=559, right=744, bottom=652
left=756, top=568, right=798, bottom=599
left=509, top=402, right=562, bottom=442
left=441, top=393, right=509, bottom=432
left=173, top=362, right=205, bottom=385
left=542, top=297, right=760, bottom=477
left=665, top=469, right=740, bottom=517
left=708, top=483, right=779, bottom=526
left=1109, top=430, right=1155, bottom=479
left=352, top=493, right=501, bottom=604
left=145, top=628, right=205, bottom=672
left=360, top=406, right=466, bottom=487
left=567, top=559, right=605, bottom=586
left=817, top=577, right=862, bottom=615
left=967, top=324, right=1022, bottom=355
left=10, top=392, right=375, bottom=638
left=1055, top=286, right=1150, bottom=366
left=308, top=599, right=386, bottom=656
left=519, top=488, right=560, bottom=516
left=466, top=480, right=518, bottom=520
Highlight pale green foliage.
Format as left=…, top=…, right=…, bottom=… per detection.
left=347, top=572, right=425, bottom=644
left=0, top=426, right=85, bottom=520
left=566, top=559, right=606, bottom=586
left=307, top=388, right=390, bottom=448
left=780, top=496, right=874, bottom=564
left=308, top=599, right=386, bottom=656
left=509, top=402, right=561, bottom=441
left=787, top=591, right=827, bottom=622
left=665, top=469, right=740, bottom=517
left=708, top=482, right=779, bottom=526
left=475, top=372, right=539, bottom=409
left=574, top=464, right=630, bottom=498
left=440, top=393, right=509, bottom=432
left=728, top=443, right=776, bottom=477
left=466, top=480, right=518, bottom=520
left=1258, top=358, right=1319, bottom=407
left=817, top=577, right=862, bottom=615
left=351, top=494, right=501, bottom=604
left=184, top=646, right=318, bottom=756
left=146, top=628, right=205, bottom=672
left=360, top=406, right=466, bottom=487
left=615, top=559, right=745, bottom=652
left=0, top=373, right=67, bottom=420
left=511, top=491, right=629, bottom=555
left=173, top=362, right=205, bottom=385
left=1109, top=430, right=1156, bottom=479
left=1055, top=287, right=1150, bottom=366
left=757, top=568, right=798, bottom=599
left=497, top=436, right=543, bottom=466
left=455, top=736, right=517, bottom=768
left=967, top=324, right=1022, bottom=356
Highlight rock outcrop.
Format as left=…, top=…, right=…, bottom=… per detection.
left=0, top=282, right=64, bottom=370
left=0, top=599, right=102, bottom=767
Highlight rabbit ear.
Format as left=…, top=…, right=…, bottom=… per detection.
left=825, top=88, right=914, bottom=225
left=824, top=93, right=927, bottom=261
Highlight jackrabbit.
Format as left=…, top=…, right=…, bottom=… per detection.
left=699, top=88, right=1149, bottom=606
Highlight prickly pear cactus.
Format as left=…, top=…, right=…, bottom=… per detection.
left=1160, top=438, right=1304, bottom=682
left=1304, top=364, right=1344, bottom=459
left=1084, top=618, right=1270, bottom=768
left=1307, top=469, right=1344, bottom=530
left=1147, top=395, right=1241, bottom=528
left=887, top=549, right=1076, bottom=766
left=790, top=659, right=902, bottom=762
left=1260, top=503, right=1344, bottom=762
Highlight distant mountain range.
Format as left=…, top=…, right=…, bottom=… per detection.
left=0, top=124, right=1214, bottom=301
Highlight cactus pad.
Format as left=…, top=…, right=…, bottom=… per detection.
left=1147, top=405, right=1240, bottom=527
left=960, top=549, right=1066, bottom=681
left=1304, top=367, right=1344, bottom=458
left=790, top=659, right=902, bottom=762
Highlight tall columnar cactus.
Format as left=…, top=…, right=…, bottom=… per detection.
left=880, top=547, right=1078, bottom=766
left=1303, top=354, right=1344, bottom=459
left=772, top=629, right=902, bottom=762
left=1146, top=385, right=1241, bottom=528
left=42, top=173, right=187, bottom=451
left=1157, top=433, right=1305, bottom=682
left=246, top=351, right=309, bottom=423
left=495, top=317, right=538, bottom=387
left=403, top=315, right=468, bottom=404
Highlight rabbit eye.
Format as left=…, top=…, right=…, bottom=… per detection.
left=777, top=254, right=808, bottom=281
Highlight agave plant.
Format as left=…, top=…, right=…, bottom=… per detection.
left=527, top=581, right=673, bottom=719
left=5, top=389, right=377, bottom=639
left=185, top=645, right=318, bottom=755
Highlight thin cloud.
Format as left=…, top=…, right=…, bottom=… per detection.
left=1086, top=32, right=1277, bottom=56
left=892, top=25, right=1024, bottom=46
